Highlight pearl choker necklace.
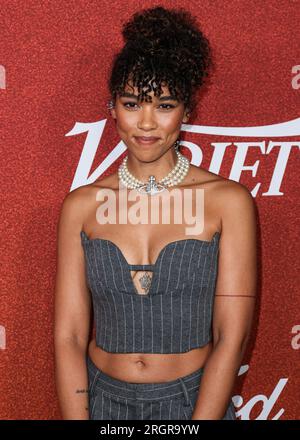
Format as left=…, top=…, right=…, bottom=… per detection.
left=118, top=147, right=190, bottom=195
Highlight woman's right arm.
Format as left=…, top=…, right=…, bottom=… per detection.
left=54, top=187, right=92, bottom=420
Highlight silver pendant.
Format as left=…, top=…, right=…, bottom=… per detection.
left=136, top=175, right=167, bottom=195
left=138, top=272, right=152, bottom=294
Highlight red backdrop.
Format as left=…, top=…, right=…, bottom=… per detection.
left=0, top=0, right=299, bottom=420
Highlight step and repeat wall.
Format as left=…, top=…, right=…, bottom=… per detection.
left=0, top=0, right=299, bottom=420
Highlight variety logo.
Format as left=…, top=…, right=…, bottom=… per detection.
left=66, top=118, right=300, bottom=195
left=233, top=364, right=288, bottom=420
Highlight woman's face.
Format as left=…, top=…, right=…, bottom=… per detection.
left=110, top=82, right=190, bottom=158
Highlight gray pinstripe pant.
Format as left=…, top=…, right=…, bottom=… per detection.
left=87, top=355, right=237, bottom=420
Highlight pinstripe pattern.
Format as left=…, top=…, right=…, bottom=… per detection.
left=87, top=355, right=237, bottom=420
left=81, top=230, right=220, bottom=353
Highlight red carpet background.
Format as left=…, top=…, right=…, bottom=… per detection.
left=0, top=0, right=299, bottom=419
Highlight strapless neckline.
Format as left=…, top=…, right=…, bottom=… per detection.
left=80, top=230, right=220, bottom=268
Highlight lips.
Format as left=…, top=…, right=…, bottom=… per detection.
left=134, top=136, right=160, bottom=145
left=135, top=136, right=160, bottom=141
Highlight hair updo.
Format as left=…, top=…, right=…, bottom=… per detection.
left=108, top=5, right=213, bottom=115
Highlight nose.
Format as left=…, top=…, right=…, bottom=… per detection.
left=137, top=105, right=158, bottom=131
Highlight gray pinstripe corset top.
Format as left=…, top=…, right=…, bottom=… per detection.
left=80, top=230, right=220, bottom=354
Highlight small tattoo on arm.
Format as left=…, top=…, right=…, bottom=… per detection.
left=75, top=389, right=89, bottom=394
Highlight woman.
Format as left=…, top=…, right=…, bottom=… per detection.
left=54, top=6, right=257, bottom=420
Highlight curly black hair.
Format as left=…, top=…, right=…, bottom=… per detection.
left=108, top=5, right=213, bottom=115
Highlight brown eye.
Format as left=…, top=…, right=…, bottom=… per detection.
left=159, top=104, right=175, bottom=110
left=123, top=102, right=138, bottom=109
left=122, top=102, right=175, bottom=110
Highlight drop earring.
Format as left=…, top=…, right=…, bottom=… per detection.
left=174, top=139, right=180, bottom=152
left=107, top=100, right=114, bottom=110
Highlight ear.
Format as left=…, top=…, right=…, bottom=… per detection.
left=182, top=110, right=190, bottom=123
left=110, top=107, right=116, bottom=119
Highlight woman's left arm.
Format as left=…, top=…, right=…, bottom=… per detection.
left=191, top=182, right=258, bottom=420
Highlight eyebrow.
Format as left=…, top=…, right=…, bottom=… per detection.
left=119, top=92, right=178, bottom=102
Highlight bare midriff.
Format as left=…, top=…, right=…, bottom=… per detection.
left=88, top=338, right=213, bottom=383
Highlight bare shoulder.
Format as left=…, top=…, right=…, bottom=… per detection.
left=59, top=184, right=92, bottom=220
left=57, top=186, right=88, bottom=240
left=58, top=182, right=99, bottom=232
left=214, top=176, right=256, bottom=213
left=211, top=175, right=257, bottom=238
left=189, top=164, right=254, bottom=205
left=188, top=165, right=256, bottom=232
left=187, top=164, right=223, bottom=187
left=60, top=175, right=115, bottom=215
